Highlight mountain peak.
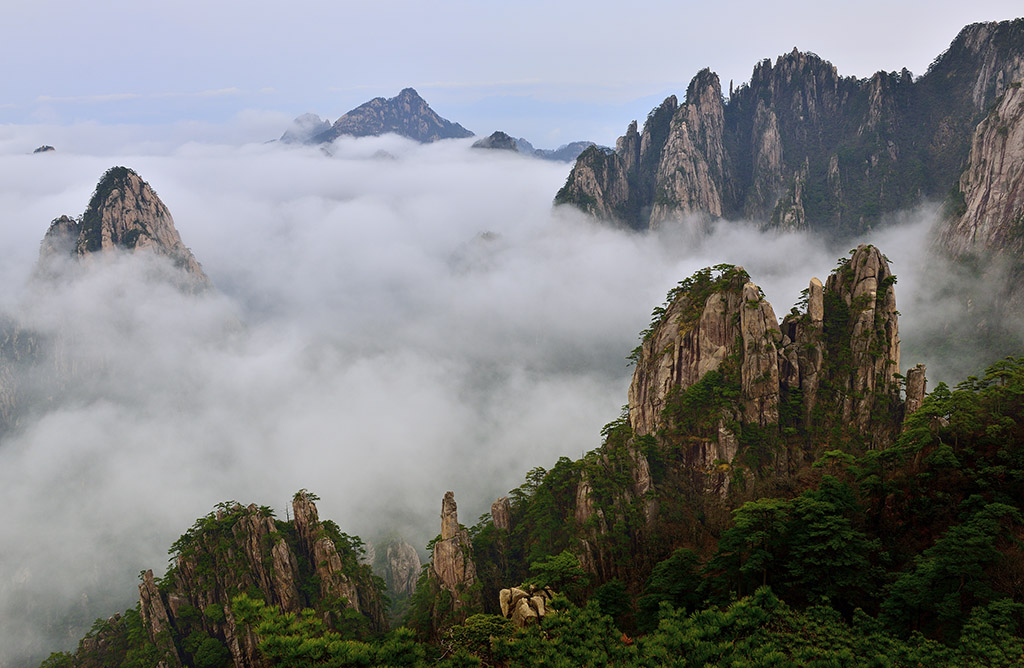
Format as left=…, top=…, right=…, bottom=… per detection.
left=311, top=88, right=474, bottom=144
left=40, top=166, right=209, bottom=286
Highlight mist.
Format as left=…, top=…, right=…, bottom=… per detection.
left=0, top=130, right=1015, bottom=666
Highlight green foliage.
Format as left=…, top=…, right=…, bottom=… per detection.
left=635, top=548, right=703, bottom=633
left=526, top=551, right=588, bottom=601
left=38, top=653, right=74, bottom=668
left=881, top=503, right=1023, bottom=640
left=446, top=614, right=514, bottom=666
left=233, top=593, right=430, bottom=667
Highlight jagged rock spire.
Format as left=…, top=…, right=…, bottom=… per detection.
left=428, top=491, right=480, bottom=627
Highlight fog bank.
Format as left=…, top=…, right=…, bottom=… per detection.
left=0, top=131, right=1013, bottom=666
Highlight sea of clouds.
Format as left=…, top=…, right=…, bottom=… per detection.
left=0, top=125, right=1011, bottom=666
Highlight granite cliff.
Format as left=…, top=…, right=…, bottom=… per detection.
left=556, top=19, right=1024, bottom=239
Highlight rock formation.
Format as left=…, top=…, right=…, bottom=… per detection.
left=498, top=585, right=556, bottom=627
left=430, top=491, right=479, bottom=611
left=628, top=245, right=914, bottom=494
left=38, top=166, right=209, bottom=286
left=905, top=363, right=928, bottom=416
left=292, top=491, right=386, bottom=628
left=312, top=88, right=474, bottom=144
left=490, top=497, right=512, bottom=532
left=0, top=167, right=211, bottom=440
left=556, top=19, right=1024, bottom=236
left=375, top=538, right=422, bottom=598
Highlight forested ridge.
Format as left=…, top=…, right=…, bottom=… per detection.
left=43, top=296, right=1024, bottom=666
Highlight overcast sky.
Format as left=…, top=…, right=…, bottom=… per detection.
left=3, top=1, right=1022, bottom=147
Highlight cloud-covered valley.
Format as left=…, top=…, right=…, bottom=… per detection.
left=0, top=131, right=1015, bottom=665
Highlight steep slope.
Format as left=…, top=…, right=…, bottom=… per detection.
left=556, top=19, right=1024, bottom=236
left=312, top=88, right=474, bottom=144
left=941, top=81, right=1024, bottom=258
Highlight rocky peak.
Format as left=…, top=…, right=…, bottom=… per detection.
left=312, top=88, right=474, bottom=144
left=627, top=246, right=916, bottom=494
left=39, top=166, right=209, bottom=286
left=557, top=19, right=1024, bottom=235
left=823, top=245, right=902, bottom=437
left=428, top=491, right=480, bottom=629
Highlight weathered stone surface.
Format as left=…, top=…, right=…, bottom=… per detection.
left=292, top=492, right=386, bottom=628
left=138, top=570, right=181, bottom=666
left=430, top=491, right=479, bottom=613
left=824, top=245, right=901, bottom=440
left=491, top=497, right=512, bottom=531
left=557, top=20, right=1024, bottom=235
left=941, top=80, right=1024, bottom=257
left=383, top=539, right=421, bottom=597
left=38, top=167, right=209, bottom=286
left=905, top=363, right=928, bottom=416
left=628, top=266, right=780, bottom=438
left=498, top=585, right=555, bottom=628
left=649, top=70, right=726, bottom=225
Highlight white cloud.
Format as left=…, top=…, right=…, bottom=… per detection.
left=0, top=127, right=1011, bottom=665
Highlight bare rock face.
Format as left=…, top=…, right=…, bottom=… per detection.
left=498, top=585, right=556, bottom=627
left=553, top=145, right=631, bottom=222
left=779, top=277, right=825, bottom=423
left=626, top=246, right=916, bottom=500
left=292, top=491, right=386, bottom=629
left=628, top=266, right=781, bottom=438
left=430, top=492, right=480, bottom=615
left=382, top=539, right=422, bottom=597
left=138, top=570, right=181, bottom=666
left=822, top=245, right=902, bottom=441
left=905, top=363, right=928, bottom=416
left=649, top=70, right=727, bottom=225
left=38, top=167, right=209, bottom=287
left=557, top=20, right=1024, bottom=235
left=941, top=81, right=1024, bottom=257
left=490, top=497, right=512, bottom=532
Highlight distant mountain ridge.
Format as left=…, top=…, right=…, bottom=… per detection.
left=555, top=18, right=1024, bottom=249
left=305, top=87, right=474, bottom=144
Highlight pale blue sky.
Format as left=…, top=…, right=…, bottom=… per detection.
left=2, top=0, right=1022, bottom=147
